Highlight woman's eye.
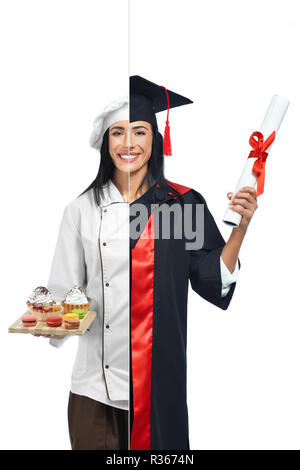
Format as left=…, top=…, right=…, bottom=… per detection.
left=111, top=130, right=146, bottom=136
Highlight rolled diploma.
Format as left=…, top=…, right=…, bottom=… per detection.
left=223, top=95, right=290, bottom=227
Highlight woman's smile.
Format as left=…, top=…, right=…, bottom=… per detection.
left=118, top=152, right=141, bottom=163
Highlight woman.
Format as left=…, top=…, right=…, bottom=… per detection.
left=46, top=75, right=258, bottom=450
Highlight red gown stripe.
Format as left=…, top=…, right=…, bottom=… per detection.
left=130, top=212, right=155, bottom=450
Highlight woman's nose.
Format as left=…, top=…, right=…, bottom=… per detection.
left=127, top=133, right=136, bottom=148
left=118, top=132, right=130, bottom=147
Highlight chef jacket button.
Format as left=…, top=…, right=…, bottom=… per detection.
left=105, top=365, right=109, bottom=369
left=105, top=282, right=109, bottom=287
left=106, top=324, right=110, bottom=329
left=103, top=209, right=107, bottom=212
left=103, top=242, right=106, bottom=246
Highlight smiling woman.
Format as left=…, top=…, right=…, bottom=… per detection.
left=45, top=75, right=248, bottom=451
left=46, top=85, right=166, bottom=450
left=80, top=117, right=164, bottom=205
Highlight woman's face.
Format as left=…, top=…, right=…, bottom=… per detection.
left=108, top=120, right=153, bottom=174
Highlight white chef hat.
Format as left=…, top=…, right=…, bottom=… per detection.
left=89, top=95, right=129, bottom=151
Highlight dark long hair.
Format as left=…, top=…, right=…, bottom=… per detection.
left=78, top=124, right=165, bottom=206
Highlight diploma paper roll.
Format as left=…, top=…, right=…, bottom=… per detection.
left=223, top=95, right=290, bottom=227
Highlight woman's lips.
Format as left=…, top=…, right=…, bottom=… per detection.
left=118, top=153, right=140, bottom=163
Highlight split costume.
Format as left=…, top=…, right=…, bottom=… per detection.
left=47, top=76, right=240, bottom=450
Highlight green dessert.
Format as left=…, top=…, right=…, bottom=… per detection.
left=71, top=308, right=85, bottom=320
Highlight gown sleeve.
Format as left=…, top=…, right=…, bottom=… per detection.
left=46, top=203, right=87, bottom=347
left=188, top=190, right=241, bottom=310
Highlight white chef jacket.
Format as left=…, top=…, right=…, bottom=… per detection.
left=48, top=180, right=239, bottom=410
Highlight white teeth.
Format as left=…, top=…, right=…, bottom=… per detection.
left=119, top=154, right=139, bottom=159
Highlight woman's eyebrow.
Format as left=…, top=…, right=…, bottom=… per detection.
left=110, top=126, right=125, bottom=131
left=110, top=125, right=149, bottom=131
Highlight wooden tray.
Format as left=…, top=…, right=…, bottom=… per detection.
left=8, top=310, right=97, bottom=336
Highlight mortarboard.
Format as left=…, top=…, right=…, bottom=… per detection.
left=130, top=75, right=193, bottom=156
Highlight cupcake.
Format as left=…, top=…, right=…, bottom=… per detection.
left=62, top=285, right=90, bottom=314
left=26, top=286, right=63, bottom=321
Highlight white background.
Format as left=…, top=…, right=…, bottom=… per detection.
left=0, top=0, right=299, bottom=450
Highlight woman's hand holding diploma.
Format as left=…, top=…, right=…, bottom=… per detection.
left=221, top=186, right=258, bottom=273
left=228, top=186, right=258, bottom=230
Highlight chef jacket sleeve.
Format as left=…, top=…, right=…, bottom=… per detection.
left=188, top=190, right=241, bottom=310
left=46, top=202, right=87, bottom=348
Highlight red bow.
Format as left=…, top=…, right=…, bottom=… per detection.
left=248, top=130, right=275, bottom=197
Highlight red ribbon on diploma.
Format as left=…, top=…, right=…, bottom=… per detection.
left=248, top=130, right=276, bottom=197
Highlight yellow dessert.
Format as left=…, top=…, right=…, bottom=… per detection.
left=64, top=313, right=79, bottom=319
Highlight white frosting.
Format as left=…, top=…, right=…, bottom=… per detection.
left=28, top=286, right=54, bottom=304
left=64, top=285, right=88, bottom=305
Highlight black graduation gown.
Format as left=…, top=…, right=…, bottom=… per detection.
left=129, top=178, right=240, bottom=450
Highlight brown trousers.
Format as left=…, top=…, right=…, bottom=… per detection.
left=68, top=391, right=129, bottom=450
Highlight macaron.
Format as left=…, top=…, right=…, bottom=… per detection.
left=22, top=314, right=37, bottom=327
left=71, top=308, right=85, bottom=319
left=64, top=313, right=79, bottom=319
left=64, top=318, right=80, bottom=330
left=47, top=316, right=63, bottom=327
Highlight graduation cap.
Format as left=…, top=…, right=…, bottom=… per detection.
left=130, top=75, right=193, bottom=156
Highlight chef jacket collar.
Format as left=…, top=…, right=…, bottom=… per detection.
left=100, top=180, right=127, bottom=207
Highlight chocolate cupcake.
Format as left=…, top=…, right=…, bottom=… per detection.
left=26, top=286, right=63, bottom=321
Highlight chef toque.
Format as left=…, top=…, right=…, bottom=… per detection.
left=89, top=95, right=129, bottom=150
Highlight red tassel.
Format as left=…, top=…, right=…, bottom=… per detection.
left=161, top=85, right=172, bottom=156
left=163, top=120, right=172, bottom=156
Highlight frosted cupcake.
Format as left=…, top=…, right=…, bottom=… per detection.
left=26, top=286, right=63, bottom=321
left=62, top=285, right=90, bottom=314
